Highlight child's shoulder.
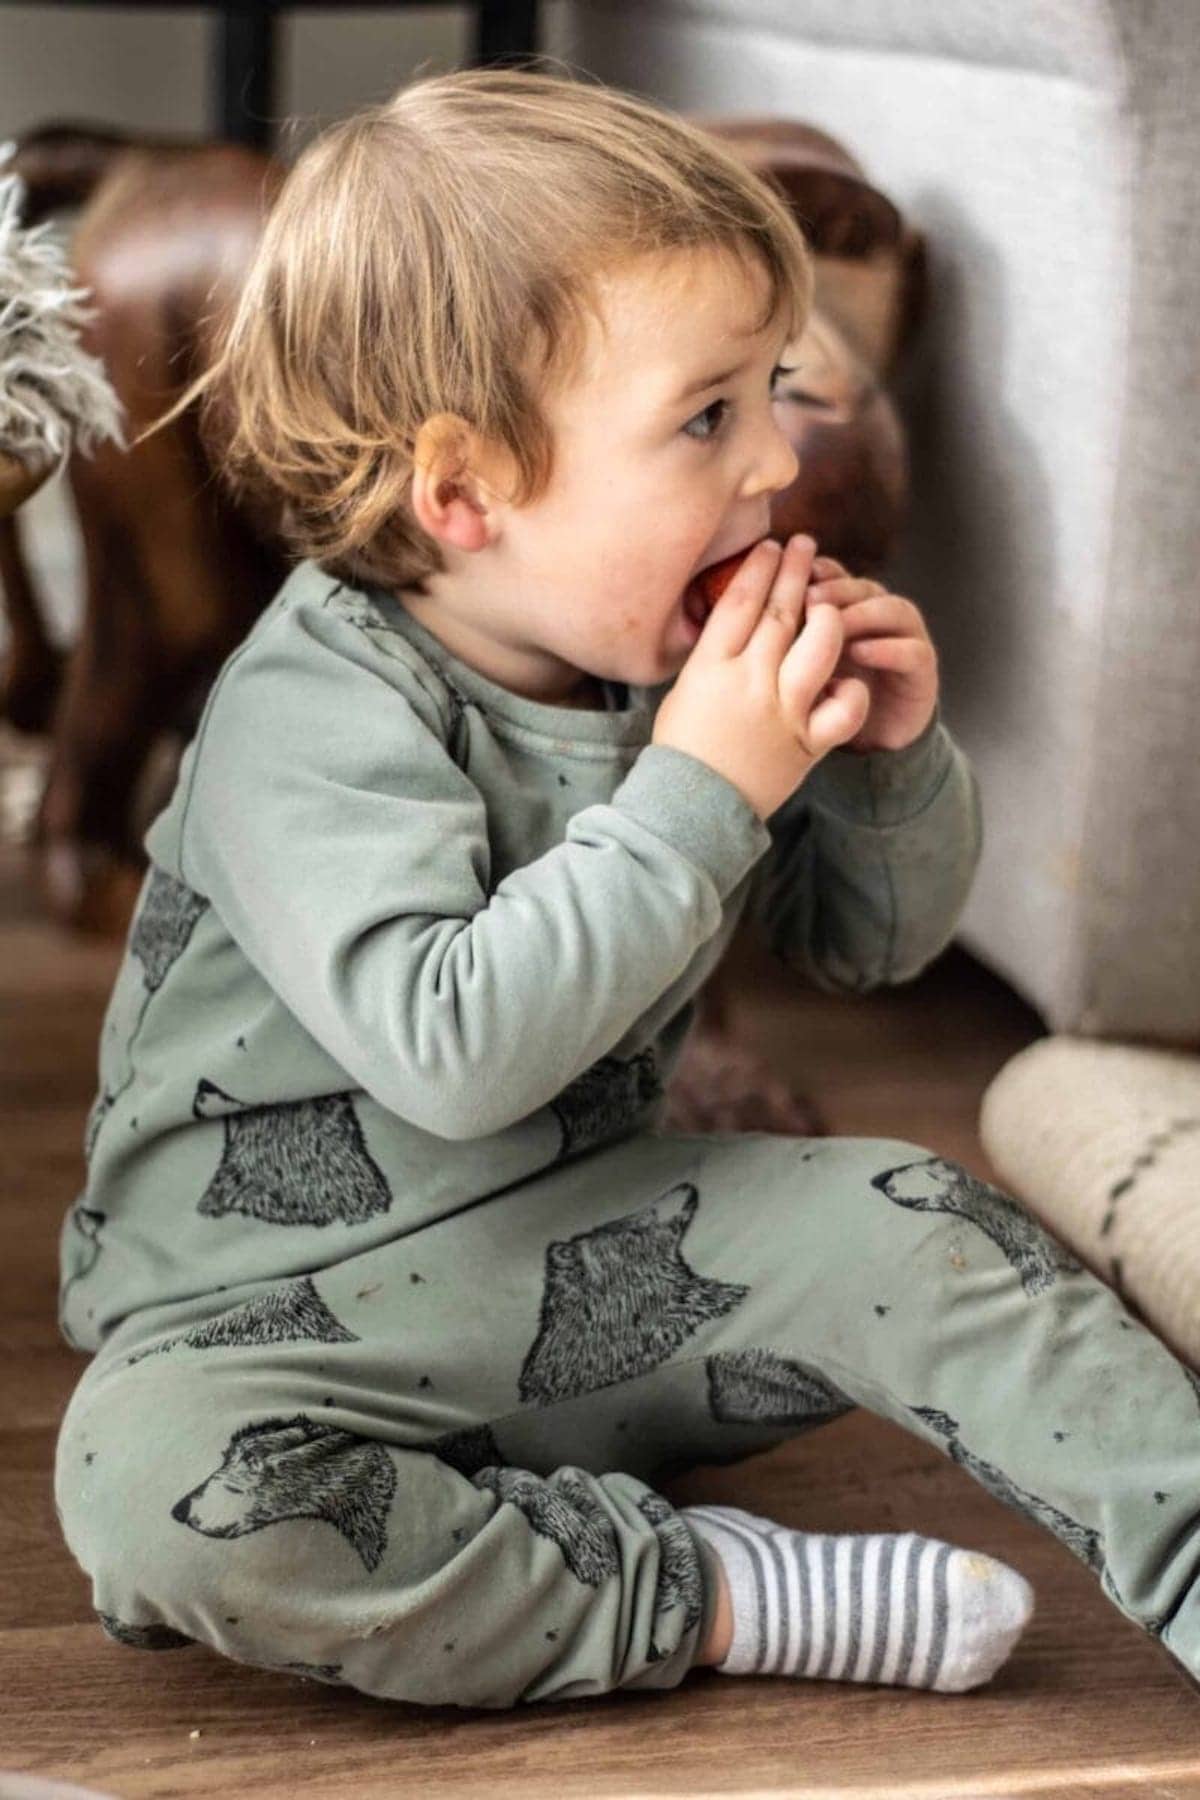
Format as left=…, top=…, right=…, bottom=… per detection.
left=142, top=562, right=463, bottom=881
left=245, top=559, right=456, bottom=737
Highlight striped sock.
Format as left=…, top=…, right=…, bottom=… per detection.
left=683, top=1504, right=1034, bottom=1693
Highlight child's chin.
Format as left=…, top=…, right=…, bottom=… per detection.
left=609, top=619, right=699, bottom=686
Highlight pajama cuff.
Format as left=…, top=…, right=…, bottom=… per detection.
left=799, top=704, right=954, bottom=828
left=612, top=743, right=773, bottom=901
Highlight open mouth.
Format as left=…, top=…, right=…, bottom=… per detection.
left=684, top=541, right=765, bottom=627
left=683, top=580, right=710, bottom=629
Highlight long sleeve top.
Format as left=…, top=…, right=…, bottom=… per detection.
left=58, top=560, right=982, bottom=1353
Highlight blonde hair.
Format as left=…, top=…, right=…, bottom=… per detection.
left=146, top=60, right=816, bottom=594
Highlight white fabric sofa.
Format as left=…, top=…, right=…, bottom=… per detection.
left=554, top=0, right=1200, bottom=1044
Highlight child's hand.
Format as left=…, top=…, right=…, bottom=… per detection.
left=805, top=555, right=940, bottom=753
left=653, top=535, right=871, bottom=822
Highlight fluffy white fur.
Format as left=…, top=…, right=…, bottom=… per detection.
left=0, top=142, right=124, bottom=468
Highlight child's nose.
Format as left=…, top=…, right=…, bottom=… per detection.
left=741, top=418, right=800, bottom=502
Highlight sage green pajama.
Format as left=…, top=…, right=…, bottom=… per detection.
left=52, top=564, right=1200, bottom=1707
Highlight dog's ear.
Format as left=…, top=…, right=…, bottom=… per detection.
left=689, top=115, right=929, bottom=382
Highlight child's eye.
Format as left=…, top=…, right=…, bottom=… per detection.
left=682, top=364, right=799, bottom=444
left=682, top=398, right=730, bottom=443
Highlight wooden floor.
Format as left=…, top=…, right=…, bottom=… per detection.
left=3, top=813, right=1200, bottom=1798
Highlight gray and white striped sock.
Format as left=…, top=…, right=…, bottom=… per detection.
left=683, top=1504, right=1034, bottom=1693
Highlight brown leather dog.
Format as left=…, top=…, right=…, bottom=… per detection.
left=0, top=116, right=927, bottom=1133
left=1, top=125, right=288, bottom=931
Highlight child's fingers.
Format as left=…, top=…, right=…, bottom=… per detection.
left=775, top=601, right=845, bottom=713
left=697, top=538, right=784, bottom=659
left=747, top=534, right=817, bottom=661
left=806, top=576, right=885, bottom=607
left=848, top=636, right=928, bottom=669
left=805, top=677, right=872, bottom=758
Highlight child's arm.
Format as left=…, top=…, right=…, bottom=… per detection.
left=747, top=706, right=983, bottom=994
left=149, top=595, right=772, bottom=1141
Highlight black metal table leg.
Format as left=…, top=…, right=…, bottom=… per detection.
left=214, top=5, right=278, bottom=151
left=475, top=0, right=540, bottom=65
left=211, top=2, right=542, bottom=152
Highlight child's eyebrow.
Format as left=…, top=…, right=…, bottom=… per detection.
left=667, top=330, right=793, bottom=406
left=674, top=359, right=750, bottom=401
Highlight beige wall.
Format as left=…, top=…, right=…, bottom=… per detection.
left=0, top=2, right=577, bottom=646
left=0, top=5, right=582, bottom=150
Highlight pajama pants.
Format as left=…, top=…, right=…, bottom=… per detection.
left=53, top=1129, right=1200, bottom=1708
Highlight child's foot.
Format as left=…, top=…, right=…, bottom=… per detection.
left=683, top=1503, right=1034, bottom=1693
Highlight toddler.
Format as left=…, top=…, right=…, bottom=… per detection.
left=53, top=64, right=1200, bottom=1710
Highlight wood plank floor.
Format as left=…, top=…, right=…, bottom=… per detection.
left=3, top=807, right=1199, bottom=1797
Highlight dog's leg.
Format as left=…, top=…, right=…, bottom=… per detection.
left=0, top=509, right=65, bottom=734
left=33, top=445, right=168, bottom=931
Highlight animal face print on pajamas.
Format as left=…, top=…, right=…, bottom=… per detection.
left=518, top=1184, right=749, bottom=1405
left=873, top=1154, right=1082, bottom=1295
left=636, top=1491, right=705, bottom=1657
left=549, top=1048, right=664, bottom=1160
left=706, top=1348, right=857, bottom=1430
left=84, top=871, right=210, bottom=1161
left=430, top=1424, right=506, bottom=1478
left=472, top=1467, right=620, bottom=1586
left=130, top=867, right=208, bottom=993
left=192, top=1080, right=393, bottom=1227
left=469, top=1469, right=704, bottom=1646
left=910, top=1404, right=1103, bottom=1571
left=124, top=1274, right=360, bottom=1365
left=172, top=1415, right=397, bottom=1573
left=97, top=1613, right=194, bottom=1651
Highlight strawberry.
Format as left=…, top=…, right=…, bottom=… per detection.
left=694, top=544, right=758, bottom=607
left=685, top=541, right=767, bottom=626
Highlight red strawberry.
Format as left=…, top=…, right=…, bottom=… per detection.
left=685, top=541, right=767, bottom=625
left=694, top=545, right=758, bottom=606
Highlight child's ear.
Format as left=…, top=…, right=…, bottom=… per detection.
left=410, top=412, right=509, bottom=553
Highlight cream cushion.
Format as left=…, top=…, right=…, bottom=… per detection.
left=980, top=1036, right=1200, bottom=1367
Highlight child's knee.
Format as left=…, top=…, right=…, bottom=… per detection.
left=53, top=1369, right=476, bottom=1678
left=56, top=1375, right=342, bottom=1647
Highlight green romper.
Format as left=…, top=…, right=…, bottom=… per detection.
left=52, top=562, right=1200, bottom=1707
